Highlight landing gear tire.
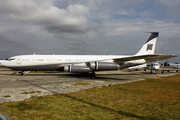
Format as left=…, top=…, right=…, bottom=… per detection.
left=18, top=72, right=24, bottom=76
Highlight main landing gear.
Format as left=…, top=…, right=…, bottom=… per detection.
left=82, top=72, right=96, bottom=77
left=17, top=71, right=24, bottom=76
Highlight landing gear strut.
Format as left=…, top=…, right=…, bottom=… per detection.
left=91, top=72, right=96, bottom=77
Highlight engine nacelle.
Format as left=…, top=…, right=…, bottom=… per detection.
left=88, top=62, right=119, bottom=71
left=64, top=65, right=91, bottom=73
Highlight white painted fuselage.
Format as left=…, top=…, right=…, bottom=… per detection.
left=2, top=54, right=145, bottom=71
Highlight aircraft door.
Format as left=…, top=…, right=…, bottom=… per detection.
left=17, top=58, right=21, bottom=64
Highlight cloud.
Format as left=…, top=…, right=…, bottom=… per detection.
left=140, top=10, right=153, bottom=18
left=0, top=0, right=89, bottom=33
left=157, top=36, right=180, bottom=51
left=105, top=19, right=180, bottom=37
left=158, top=0, right=180, bottom=7
left=116, top=9, right=136, bottom=16
left=0, top=33, right=47, bottom=54
left=157, top=0, right=180, bottom=18
left=0, top=48, right=9, bottom=52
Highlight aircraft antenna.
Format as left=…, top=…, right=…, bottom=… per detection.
left=84, top=41, right=86, bottom=55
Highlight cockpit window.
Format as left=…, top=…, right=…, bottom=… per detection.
left=8, top=58, right=16, bottom=61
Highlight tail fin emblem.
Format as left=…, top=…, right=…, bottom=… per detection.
left=147, top=44, right=153, bottom=51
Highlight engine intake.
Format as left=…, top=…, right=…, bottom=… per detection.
left=88, top=62, right=119, bottom=71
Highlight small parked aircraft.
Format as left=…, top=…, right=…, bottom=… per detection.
left=146, top=62, right=180, bottom=74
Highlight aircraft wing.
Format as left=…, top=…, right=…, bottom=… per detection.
left=57, top=54, right=177, bottom=68
left=113, top=54, right=178, bottom=64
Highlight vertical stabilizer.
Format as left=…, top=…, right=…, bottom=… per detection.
left=135, top=32, right=158, bottom=55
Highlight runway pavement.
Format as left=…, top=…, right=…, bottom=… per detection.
left=0, top=68, right=179, bottom=103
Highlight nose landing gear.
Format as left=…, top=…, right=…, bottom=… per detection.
left=17, top=71, right=24, bottom=76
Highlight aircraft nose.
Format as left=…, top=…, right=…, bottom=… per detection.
left=1, top=62, right=4, bottom=66
left=1, top=61, right=7, bottom=67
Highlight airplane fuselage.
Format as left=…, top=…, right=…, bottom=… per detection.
left=2, top=55, right=146, bottom=71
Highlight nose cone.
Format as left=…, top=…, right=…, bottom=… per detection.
left=0, top=60, right=6, bottom=66
left=1, top=61, right=8, bottom=67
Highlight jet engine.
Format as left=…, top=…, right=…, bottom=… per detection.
left=88, top=62, right=119, bottom=71
left=64, top=65, right=91, bottom=73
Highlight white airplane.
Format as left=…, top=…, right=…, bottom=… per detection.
left=148, top=62, right=161, bottom=73
left=0, top=60, right=6, bottom=67
left=168, top=63, right=180, bottom=69
left=160, top=63, right=180, bottom=73
left=2, top=32, right=177, bottom=76
left=128, top=63, right=147, bottom=72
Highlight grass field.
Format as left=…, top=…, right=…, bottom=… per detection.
left=0, top=74, right=180, bottom=120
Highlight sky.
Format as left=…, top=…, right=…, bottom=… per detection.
left=0, top=0, right=180, bottom=63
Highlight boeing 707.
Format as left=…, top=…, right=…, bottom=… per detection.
left=2, top=32, right=177, bottom=76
